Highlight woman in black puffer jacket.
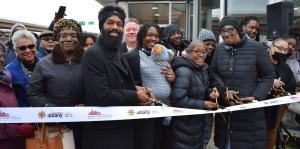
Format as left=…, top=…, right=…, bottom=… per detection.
left=167, top=40, right=217, bottom=149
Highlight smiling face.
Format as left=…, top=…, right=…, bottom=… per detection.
left=204, top=41, right=216, bottom=55
left=15, top=38, right=36, bottom=64
left=58, top=29, right=79, bottom=54
left=142, top=26, right=160, bottom=51
left=103, top=15, right=123, bottom=38
left=124, top=22, right=140, bottom=43
left=285, top=37, right=297, bottom=54
left=168, top=31, right=182, bottom=47
left=40, top=35, right=55, bottom=51
left=220, top=25, right=241, bottom=45
left=187, top=42, right=207, bottom=66
left=243, top=19, right=259, bottom=39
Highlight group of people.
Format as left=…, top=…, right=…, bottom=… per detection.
left=0, top=4, right=300, bottom=149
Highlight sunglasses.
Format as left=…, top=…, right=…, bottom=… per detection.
left=17, top=44, right=35, bottom=51
left=41, top=37, right=54, bottom=41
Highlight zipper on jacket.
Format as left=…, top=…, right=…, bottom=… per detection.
left=68, top=61, right=75, bottom=105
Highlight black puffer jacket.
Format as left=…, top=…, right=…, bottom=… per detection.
left=210, top=35, right=275, bottom=149
left=169, top=56, right=211, bottom=149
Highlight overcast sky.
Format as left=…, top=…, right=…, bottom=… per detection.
left=0, top=0, right=102, bottom=33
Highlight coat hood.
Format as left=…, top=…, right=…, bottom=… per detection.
left=172, top=56, right=208, bottom=71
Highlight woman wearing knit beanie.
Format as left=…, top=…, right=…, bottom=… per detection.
left=198, top=29, right=217, bottom=64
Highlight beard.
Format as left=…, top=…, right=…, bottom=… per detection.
left=100, top=29, right=123, bottom=50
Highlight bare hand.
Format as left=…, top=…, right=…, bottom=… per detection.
left=136, top=86, right=151, bottom=103
left=138, top=101, right=152, bottom=106
left=209, top=87, right=219, bottom=100
left=160, top=65, right=176, bottom=82
left=204, top=101, right=217, bottom=110
left=54, top=12, right=64, bottom=23
left=240, top=96, right=256, bottom=103
left=273, top=79, right=285, bottom=88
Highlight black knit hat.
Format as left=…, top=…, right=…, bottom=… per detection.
left=219, top=17, right=240, bottom=32
left=164, top=24, right=181, bottom=40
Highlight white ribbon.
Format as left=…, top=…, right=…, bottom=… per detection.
left=0, top=95, right=300, bottom=123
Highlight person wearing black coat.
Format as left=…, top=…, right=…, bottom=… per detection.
left=161, top=24, right=189, bottom=56
left=210, top=17, right=275, bottom=149
left=168, top=40, right=217, bottom=149
left=82, top=5, right=150, bottom=149
left=265, top=38, right=296, bottom=148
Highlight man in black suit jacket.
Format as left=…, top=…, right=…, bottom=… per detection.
left=82, top=5, right=150, bottom=149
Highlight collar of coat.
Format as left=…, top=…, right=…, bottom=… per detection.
left=52, top=44, right=84, bottom=64
left=223, top=33, right=247, bottom=49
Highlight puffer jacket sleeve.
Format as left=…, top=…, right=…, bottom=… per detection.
left=27, top=63, right=56, bottom=107
left=171, top=67, right=204, bottom=109
left=209, top=46, right=226, bottom=99
left=252, top=45, right=275, bottom=100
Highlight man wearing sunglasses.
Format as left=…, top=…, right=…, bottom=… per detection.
left=37, top=30, right=55, bottom=58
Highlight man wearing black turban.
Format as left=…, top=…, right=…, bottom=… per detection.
left=82, top=5, right=151, bottom=149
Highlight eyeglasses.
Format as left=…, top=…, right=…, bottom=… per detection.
left=17, top=44, right=35, bottom=51
left=190, top=49, right=207, bottom=55
left=219, top=27, right=236, bottom=36
left=204, top=41, right=216, bottom=47
left=41, top=37, right=54, bottom=41
left=273, top=44, right=288, bottom=53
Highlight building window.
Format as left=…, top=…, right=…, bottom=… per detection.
left=226, top=0, right=268, bottom=41
left=127, top=2, right=187, bottom=38
left=128, top=3, right=169, bottom=25
left=172, top=3, right=186, bottom=36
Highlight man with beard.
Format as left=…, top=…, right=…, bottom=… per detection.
left=36, top=30, right=55, bottom=58
left=162, top=24, right=189, bottom=56
left=241, top=16, right=260, bottom=41
left=82, top=5, right=151, bottom=149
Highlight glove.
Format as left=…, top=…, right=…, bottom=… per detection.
left=18, top=124, right=36, bottom=137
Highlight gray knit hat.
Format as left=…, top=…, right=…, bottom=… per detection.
left=198, top=29, right=216, bottom=42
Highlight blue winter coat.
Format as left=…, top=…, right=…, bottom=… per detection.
left=6, top=57, right=38, bottom=107
left=36, top=47, right=49, bottom=59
